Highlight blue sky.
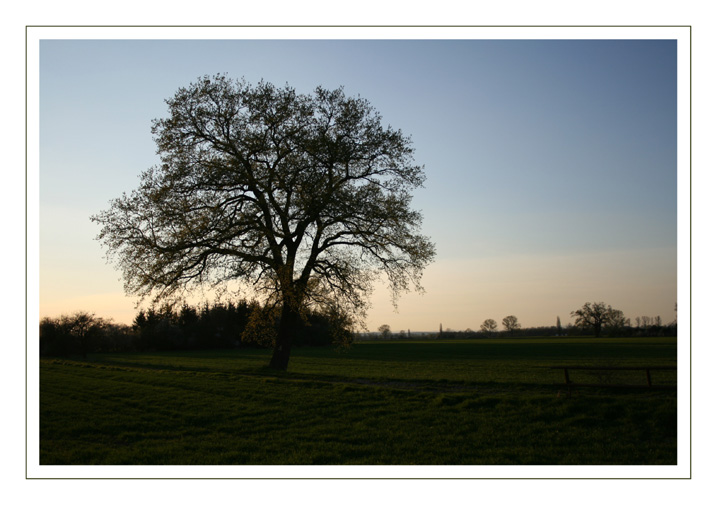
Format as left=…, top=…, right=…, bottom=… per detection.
left=39, top=36, right=679, bottom=331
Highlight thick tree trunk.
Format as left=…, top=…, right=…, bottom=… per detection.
left=268, top=302, right=300, bottom=371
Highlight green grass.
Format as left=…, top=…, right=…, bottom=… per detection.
left=40, top=337, right=677, bottom=465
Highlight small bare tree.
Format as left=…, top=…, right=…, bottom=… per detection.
left=378, top=324, right=392, bottom=340
left=502, top=315, right=520, bottom=336
left=60, top=311, right=106, bottom=359
left=480, top=318, right=497, bottom=336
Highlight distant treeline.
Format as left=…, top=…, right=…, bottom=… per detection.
left=40, top=300, right=353, bottom=358
left=432, top=323, right=677, bottom=340
left=363, top=322, right=677, bottom=341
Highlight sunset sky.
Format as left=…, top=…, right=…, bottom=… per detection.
left=34, top=27, right=687, bottom=332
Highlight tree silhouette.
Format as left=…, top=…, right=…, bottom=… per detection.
left=480, top=318, right=497, bottom=336
left=502, top=315, right=520, bottom=336
left=571, top=302, right=625, bottom=338
left=60, top=311, right=104, bottom=358
left=92, top=75, right=435, bottom=370
left=378, top=324, right=392, bottom=340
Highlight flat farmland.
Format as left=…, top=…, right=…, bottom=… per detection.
left=39, top=337, right=677, bottom=465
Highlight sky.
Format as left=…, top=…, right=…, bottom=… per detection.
left=37, top=31, right=682, bottom=332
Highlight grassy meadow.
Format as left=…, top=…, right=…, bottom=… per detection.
left=39, top=337, right=678, bottom=465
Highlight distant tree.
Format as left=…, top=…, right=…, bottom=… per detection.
left=378, top=324, right=392, bottom=339
left=556, top=316, right=562, bottom=336
left=59, top=311, right=106, bottom=358
left=91, top=75, right=435, bottom=370
left=604, top=308, right=627, bottom=337
left=480, top=318, right=498, bottom=336
left=502, top=315, right=520, bottom=336
left=41, top=313, right=134, bottom=356
left=571, top=302, right=624, bottom=338
left=642, top=316, right=654, bottom=328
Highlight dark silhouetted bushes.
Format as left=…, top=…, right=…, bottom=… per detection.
left=40, top=312, right=134, bottom=357
left=40, top=299, right=355, bottom=357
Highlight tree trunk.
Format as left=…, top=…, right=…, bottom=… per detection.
left=268, top=301, right=300, bottom=371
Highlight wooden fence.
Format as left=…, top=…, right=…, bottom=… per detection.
left=551, top=365, right=677, bottom=395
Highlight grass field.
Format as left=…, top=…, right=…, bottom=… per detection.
left=39, top=337, right=677, bottom=465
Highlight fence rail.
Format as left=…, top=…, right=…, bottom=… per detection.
left=550, top=366, right=677, bottom=393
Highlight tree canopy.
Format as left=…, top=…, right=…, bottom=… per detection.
left=92, top=75, right=435, bottom=369
left=480, top=319, right=497, bottom=334
left=502, top=315, right=520, bottom=336
left=571, top=302, right=625, bottom=338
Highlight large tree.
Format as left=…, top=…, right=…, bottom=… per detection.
left=571, top=302, right=624, bottom=338
left=92, top=75, right=435, bottom=370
